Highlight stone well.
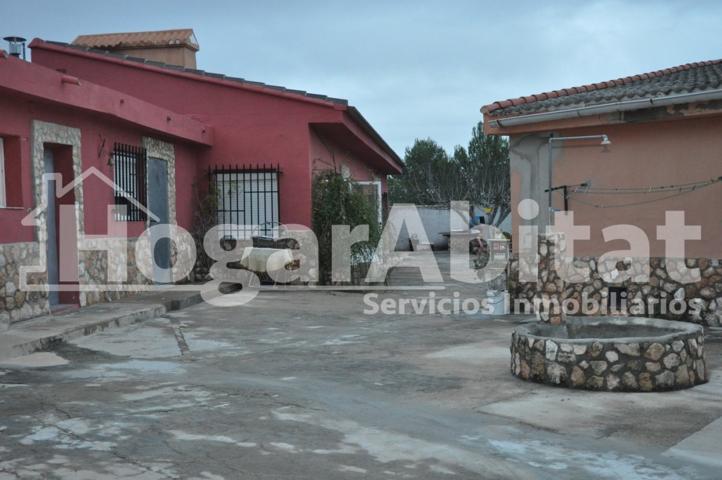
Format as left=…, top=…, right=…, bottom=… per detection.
left=511, top=316, right=707, bottom=391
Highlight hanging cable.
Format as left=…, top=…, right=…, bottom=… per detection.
left=571, top=176, right=722, bottom=195
left=568, top=176, right=722, bottom=208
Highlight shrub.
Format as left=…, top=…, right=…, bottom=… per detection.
left=189, top=182, right=218, bottom=281
left=312, top=171, right=381, bottom=284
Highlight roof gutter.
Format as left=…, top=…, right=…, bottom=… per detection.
left=487, top=88, right=722, bottom=128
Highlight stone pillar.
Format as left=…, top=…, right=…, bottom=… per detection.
left=537, top=234, right=566, bottom=325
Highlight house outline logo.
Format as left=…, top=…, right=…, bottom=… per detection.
left=21, top=165, right=160, bottom=227
left=18, top=166, right=162, bottom=293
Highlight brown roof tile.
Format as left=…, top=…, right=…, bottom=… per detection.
left=482, top=58, right=722, bottom=117
left=72, top=29, right=199, bottom=51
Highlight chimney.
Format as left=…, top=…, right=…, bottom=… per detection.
left=72, top=29, right=199, bottom=68
left=3, top=36, right=27, bottom=59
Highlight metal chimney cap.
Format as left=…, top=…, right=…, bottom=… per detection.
left=3, top=36, right=27, bottom=42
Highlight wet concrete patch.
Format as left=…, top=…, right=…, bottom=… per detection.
left=271, top=406, right=516, bottom=478
left=486, top=438, right=689, bottom=480
left=168, top=430, right=257, bottom=448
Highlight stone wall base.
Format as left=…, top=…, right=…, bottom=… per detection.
left=1, top=239, right=155, bottom=328
left=0, top=242, right=49, bottom=327
left=507, top=236, right=722, bottom=326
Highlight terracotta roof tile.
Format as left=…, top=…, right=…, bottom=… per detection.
left=72, top=29, right=199, bottom=51
left=482, top=58, right=722, bottom=117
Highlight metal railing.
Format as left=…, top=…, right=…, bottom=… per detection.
left=112, top=143, right=147, bottom=222
left=210, top=164, right=281, bottom=239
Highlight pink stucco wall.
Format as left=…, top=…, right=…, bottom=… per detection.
left=0, top=92, right=199, bottom=243
left=547, top=117, right=722, bottom=258
left=31, top=44, right=399, bottom=228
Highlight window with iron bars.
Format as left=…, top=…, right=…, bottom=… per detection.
left=112, top=143, right=147, bottom=222
left=211, top=165, right=280, bottom=240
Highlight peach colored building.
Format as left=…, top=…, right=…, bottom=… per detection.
left=482, top=59, right=722, bottom=325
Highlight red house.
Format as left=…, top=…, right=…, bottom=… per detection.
left=0, top=30, right=401, bottom=325
left=30, top=31, right=403, bottom=227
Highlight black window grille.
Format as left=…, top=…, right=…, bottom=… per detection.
left=211, top=164, right=280, bottom=240
left=112, top=143, right=147, bottom=222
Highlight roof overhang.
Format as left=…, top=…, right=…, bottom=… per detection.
left=311, top=119, right=403, bottom=175
left=0, top=51, right=212, bottom=146
left=484, top=88, right=722, bottom=136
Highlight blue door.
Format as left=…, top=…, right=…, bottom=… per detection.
left=43, top=148, right=60, bottom=306
left=147, top=157, right=170, bottom=284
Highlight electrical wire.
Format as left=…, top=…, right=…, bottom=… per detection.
left=567, top=175, right=722, bottom=209
left=571, top=176, right=722, bottom=195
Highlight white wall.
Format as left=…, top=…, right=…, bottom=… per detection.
left=391, top=205, right=451, bottom=251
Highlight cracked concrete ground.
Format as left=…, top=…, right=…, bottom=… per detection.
left=0, top=289, right=721, bottom=479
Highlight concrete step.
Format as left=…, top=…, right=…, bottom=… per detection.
left=0, top=285, right=210, bottom=361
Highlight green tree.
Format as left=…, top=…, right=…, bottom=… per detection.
left=388, top=138, right=464, bottom=204
left=458, top=122, right=510, bottom=226
left=389, top=124, right=510, bottom=227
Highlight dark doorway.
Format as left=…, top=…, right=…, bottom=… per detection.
left=147, top=157, right=170, bottom=284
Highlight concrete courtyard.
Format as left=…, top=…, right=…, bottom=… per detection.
left=1, top=287, right=721, bottom=479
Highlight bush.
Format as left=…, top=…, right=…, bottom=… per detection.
left=190, top=182, right=218, bottom=281
left=312, top=171, right=381, bottom=284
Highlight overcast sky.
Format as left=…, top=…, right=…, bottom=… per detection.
left=4, top=1, right=721, bottom=156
